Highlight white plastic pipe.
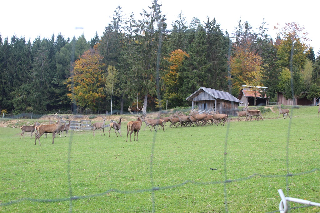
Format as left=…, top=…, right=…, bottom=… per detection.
left=278, top=189, right=320, bottom=213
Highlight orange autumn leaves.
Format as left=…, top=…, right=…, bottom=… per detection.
left=66, top=46, right=106, bottom=111
left=66, top=46, right=262, bottom=110
left=230, top=44, right=263, bottom=91
left=163, top=49, right=189, bottom=100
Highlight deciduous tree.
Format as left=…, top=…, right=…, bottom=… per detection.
left=230, top=41, right=263, bottom=97
left=162, top=49, right=189, bottom=107
left=66, top=46, right=106, bottom=112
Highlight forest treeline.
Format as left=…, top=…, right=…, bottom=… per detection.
left=1, top=1, right=320, bottom=114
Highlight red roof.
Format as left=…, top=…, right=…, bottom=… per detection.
left=242, top=90, right=266, bottom=98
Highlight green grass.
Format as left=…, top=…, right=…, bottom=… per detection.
left=1, top=106, right=320, bottom=212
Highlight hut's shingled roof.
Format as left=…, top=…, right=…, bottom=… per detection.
left=186, top=87, right=240, bottom=102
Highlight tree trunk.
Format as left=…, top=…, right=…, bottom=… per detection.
left=142, top=94, right=148, bottom=116
left=120, top=93, right=124, bottom=114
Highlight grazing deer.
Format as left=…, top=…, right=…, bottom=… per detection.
left=278, top=105, right=290, bottom=119
left=92, top=119, right=106, bottom=136
left=109, top=117, right=122, bottom=137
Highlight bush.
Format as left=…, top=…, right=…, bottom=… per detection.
left=89, top=115, right=97, bottom=119
left=258, top=106, right=271, bottom=113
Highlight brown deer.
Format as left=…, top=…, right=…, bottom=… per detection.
left=142, top=117, right=165, bottom=131
left=190, top=111, right=207, bottom=126
left=203, top=113, right=214, bottom=125
left=247, top=110, right=263, bottom=121
left=126, top=117, right=143, bottom=142
left=92, top=119, right=106, bottom=136
left=58, top=120, right=71, bottom=137
left=160, top=116, right=171, bottom=126
left=237, top=105, right=249, bottom=121
left=188, top=115, right=198, bottom=126
left=168, top=115, right=180, bottom=128
left=212, top=112, right=228, bottom=126
left=178, top=114, right=191, bottom=127
left=278, top=105, right=290, bottom=119
left=109, top=117, right=122, bottom=137
left=35, top=121, right=63, bottom=145
left=20, top=123, right=37, bottom=139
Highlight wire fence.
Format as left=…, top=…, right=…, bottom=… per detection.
left=1, top=8, right=320, bottom=212
left=1, top=105, right=320, bottom=212
left=1, top=135, right=319, bottom=212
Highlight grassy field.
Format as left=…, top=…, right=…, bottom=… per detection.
left=1, top=106, right=320, bottom=212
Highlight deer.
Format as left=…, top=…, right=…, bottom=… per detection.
left=126, top=117, right=143, bottom=142
left=58, top=120, right=71, bottom=137
left=20, top=123, right=37, bottom=139
left=109, top=117, right=122, bottom=137
left=278, top=105, right=290, bottom=119
left=34, top=121, right=63, bottom=145
left=189, top=111, right=207, bottom=126
left=64, top=120, right=71, bottom=135
left=188, top=115, right=198, bottom=126
left=168, top=115, right=180, bottom=128
left=247, top=109, right=263, bottom=121
left=92, top=119, right=106, bottom=136
left=242, top=103, right=262, bottom=121
left=237, top=110, right=248, bottom=121
left=211, top=112, right=228, bottom=126
left=160, top=116, right=171, bottom=126
left=203, top=113, right=214, bottom=125
left=178, top=114, right=191, bottom=127
left=142, top=117, right=165, bottom=131
left=237, top=105, right=249, bottom=121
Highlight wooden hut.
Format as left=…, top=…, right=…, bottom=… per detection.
left=238, top=85, right=268, bottom=106
left=186, top=87, right=240, bottom=115
left=277, top=92, right=314, bottom=105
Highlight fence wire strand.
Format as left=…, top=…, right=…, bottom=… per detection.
left=2, top=29, right=320, bottom=213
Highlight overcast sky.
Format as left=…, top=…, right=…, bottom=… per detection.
left=1, top=0, right=319, bottom=54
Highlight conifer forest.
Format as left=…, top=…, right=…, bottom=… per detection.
left=1, top=2, right=320, bottom=115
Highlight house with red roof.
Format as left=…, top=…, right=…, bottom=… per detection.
left=237, top=85, right=268, bottom=106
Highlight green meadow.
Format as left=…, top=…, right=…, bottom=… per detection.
left=1, top=106, right=320, bottom=212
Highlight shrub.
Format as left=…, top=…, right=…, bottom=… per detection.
left=89, top=115, right=97, bottom=119
left=258, top=106, right=271, bottom=113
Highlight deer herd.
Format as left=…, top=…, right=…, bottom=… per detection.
left=19, top=104, right=295, bottom=145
